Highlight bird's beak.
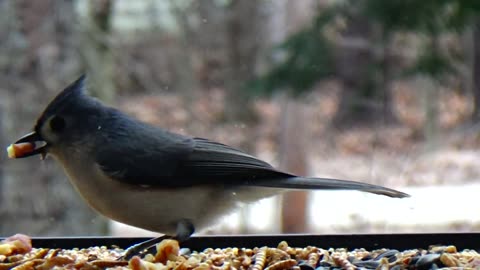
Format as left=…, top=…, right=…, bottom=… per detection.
left=7, top=131, right=48, bottom=159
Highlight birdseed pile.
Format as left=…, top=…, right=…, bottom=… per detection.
left=1, top=234, right=479, bottom=270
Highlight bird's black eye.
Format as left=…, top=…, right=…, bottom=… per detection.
left=50, top=116, right=66, bottom=133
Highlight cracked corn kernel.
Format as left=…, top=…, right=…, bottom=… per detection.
left=6, top=143, right=35, bottom=159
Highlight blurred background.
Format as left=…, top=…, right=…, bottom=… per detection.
left=1, top=0, right=480, bottom=237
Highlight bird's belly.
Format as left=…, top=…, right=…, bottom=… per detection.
left=93, top=184, right=233, bottom=234
left=58, top=155, right=282, bottom=235
left=69, top=174, right=238, bottom=234
left=88, top=185, right=281, bottom=235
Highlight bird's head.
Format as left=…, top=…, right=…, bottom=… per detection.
left=7, top=75, right=103, bottom=159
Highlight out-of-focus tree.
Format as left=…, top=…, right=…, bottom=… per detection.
left=278, top=96, right=308, bottom=233
left=251, top=3, right=386, bottom=128
left=81, top=0, right=115, bottom=104
left=367, top=0, right=453, bottom=141
left=253, top=0, right=480, bottom=130
left=364, top=0, right=480, bottom=136
left=250, top=9, right=334, bottom=97
left=365, top=1, right=450, bottom=141
left=0, top=0, right=106, bottom=236
left=168, top=0, right=200, bottom=113
left=169, top=0, right=267, bottom=124
left=265, top=0, right=319, bottom=233
left=332, top=2, right=384, bottom=126
left=223, top=0, right=265, bottom=122
left=472, top=17, right=480, bottom=120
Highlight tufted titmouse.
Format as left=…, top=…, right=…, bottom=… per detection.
left=8, top=75, right=408, bottom=257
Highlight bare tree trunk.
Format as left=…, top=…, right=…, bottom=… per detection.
left=279, top=97, right=308, bottom=233
left=333, top=22, right=373, bottom=126
left=422, top=33, right=441, bottom=146
left=472, top=17, right=480, bottom=121
left=169, top=0, right=201, bottom=119
left=332, top=4, right=390, bottom=128
left=82, top=0, right=115, bottom=104
left=460, top=26, right=474, bottom=98
left=224, top=0, right=263, bottom=122
left=0, top=0, right=106, bottom=236
left=420, top=77, right=439, bottom=147
left=373, top=25, right=397, bottom=125
left=271, top=0, right=316, bottom=234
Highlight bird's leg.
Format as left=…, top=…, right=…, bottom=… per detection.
left=120, top=235, right=171, bottom=260
left=175, top=219, right=195, bottom=242
left=119, top=219, right=195, bottom=261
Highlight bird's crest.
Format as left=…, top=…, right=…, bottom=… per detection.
left=34, top=74, right=88, bottom=129
left=43, top=74, right=87, bottom=113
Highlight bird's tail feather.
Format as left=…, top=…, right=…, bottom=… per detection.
left=255, top=177, right=409, bottom=198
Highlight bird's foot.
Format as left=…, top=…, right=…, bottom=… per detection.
left=119, top=235, right=171, bottom=261
left=118, top=219, right=195, bottom=261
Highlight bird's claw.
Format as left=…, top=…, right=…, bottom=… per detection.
left=118, top=236, right=169, bottom=261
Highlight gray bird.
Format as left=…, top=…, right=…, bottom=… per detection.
left=8, top=75, right=408, bottom=258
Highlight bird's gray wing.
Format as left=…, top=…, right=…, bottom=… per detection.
left=95, top=128, right=292, bottom=187
left=95, top=125, right=196, bottom=186
left=178, top=139, right=408, bottom=198
left=172, top=138, right=295, bottom=185
left=96, top=130, right=408, bottom=197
